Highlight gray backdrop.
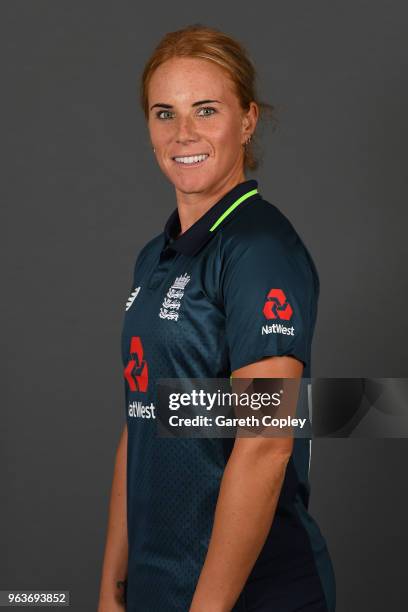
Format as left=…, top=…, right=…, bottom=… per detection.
left=1, top=1, right=407, bottom=610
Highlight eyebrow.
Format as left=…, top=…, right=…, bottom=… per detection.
left=150, top=99, right=222, bottom=110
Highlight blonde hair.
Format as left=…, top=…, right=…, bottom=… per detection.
left=140, top=23, right=277, bottom=171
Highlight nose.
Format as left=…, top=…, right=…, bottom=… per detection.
left=175, top=114, right=198, bottom=145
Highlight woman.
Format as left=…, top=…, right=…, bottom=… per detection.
left=98, top=24, right=336, bottom=612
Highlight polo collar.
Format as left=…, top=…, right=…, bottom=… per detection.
left=163, top=179, right=261, bottom=256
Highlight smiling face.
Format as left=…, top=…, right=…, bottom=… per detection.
left=147, top=56, right=258, bottom=197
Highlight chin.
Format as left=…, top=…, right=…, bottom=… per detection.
left=169, top=171, right=216, bottom=194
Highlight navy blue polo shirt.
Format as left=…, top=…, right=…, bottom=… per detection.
left=121, top=179, right=336, bottom=611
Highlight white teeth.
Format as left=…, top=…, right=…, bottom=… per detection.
left=174, top=154, right=209, bottom=164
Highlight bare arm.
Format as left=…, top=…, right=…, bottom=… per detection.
left=189, top=356, right=302, bottom=612
left=97, top=423, right=128, bottom=611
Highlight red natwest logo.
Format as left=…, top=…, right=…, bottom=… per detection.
left=263, top=288, right=293, bottom=321
left=124, top=336, right=148, bottom=392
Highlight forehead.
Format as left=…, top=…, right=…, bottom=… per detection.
left=148, top=56, right=236, bottom=102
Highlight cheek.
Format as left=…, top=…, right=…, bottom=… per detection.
left=148, top=118, right=170, bottom=146
left=210, top=118, right=242, bottom=148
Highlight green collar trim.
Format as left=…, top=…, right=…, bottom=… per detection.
left=209, top=188, right=258, bottom=232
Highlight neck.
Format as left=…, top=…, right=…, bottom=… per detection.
left=175, top=168, right=247, bottom=235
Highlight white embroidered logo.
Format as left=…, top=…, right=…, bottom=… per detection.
left=125, top=286, right=140, bottom=311
left=159, top=273, right=191, bottom=321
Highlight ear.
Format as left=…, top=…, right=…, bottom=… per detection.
left=241, top=101, right=259, bottom=144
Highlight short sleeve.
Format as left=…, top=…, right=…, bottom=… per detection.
left=220, top=232, right=319, bottom=373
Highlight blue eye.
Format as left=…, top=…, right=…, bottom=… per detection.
left=197, top=107, right=216, bottom=117
left=156, top=110, right=174, bottom=120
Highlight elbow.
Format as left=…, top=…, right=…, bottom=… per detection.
left=233, top=435, right=294, bottom=465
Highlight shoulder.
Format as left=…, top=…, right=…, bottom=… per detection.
left=132, top=232, right=164, bottom=271
left=219, top=197, right=320, bottom=293
left=224, top=196, right=296, bottom=240
left=136, top=232, right=164, bottom=261
left=220, top=196, right=307, bottom=255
